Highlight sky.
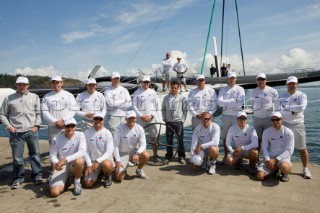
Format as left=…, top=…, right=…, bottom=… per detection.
left=1, top=0, right=320, bottom=80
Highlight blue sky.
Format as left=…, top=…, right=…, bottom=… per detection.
left=1, top=0, right=320, bottom=80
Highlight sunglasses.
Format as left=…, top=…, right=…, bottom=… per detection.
left=271, top=118, right=281, bottom=122
left=237, top=117, right=247, bottom=120
left=142, top=81, right=150, bottom=83
left=93, top=117, right=103, bottom=121
left=203, top=117, right=211, bottom=121
left=257, top=78, right=266, bottom=81
left=65, top=124, right=76, bottom=128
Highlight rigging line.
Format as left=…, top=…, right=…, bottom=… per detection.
left=200, top=0, right=217, bottom=74
left=220, top=0, right=226, bottom=69
left=234, top=0, right=246, bottom=76
left=121, top=0, right=178, bottom=76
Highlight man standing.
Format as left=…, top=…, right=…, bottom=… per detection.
left=188, top=74, right=217, bottom=130
left=104, top=72, right=132, bottom=136
left=256, top=112, right=294, bottom=182
left=221, top=63, right=227, bottom=77
left=162, top=81, right=188, bottom=164
left=190, top=112, right=220, bottom=175
left=173, top=57, right=188, bottom=92
left=250, top=73, right=278, bottom=151
left=210, top=64, right=216, bottom=78
left=218, top=72, right=245, bottom=163
left=132, top=75, right=159, bottom=161
left=0, top=76, right=43, bottom=189
left=42, top=76, right=77, bottom=145
left=76, top=78, right=106, bottom=131
left=275, top=76, right=312, bottom=179
left=226, top=112, right=259, bottom=174
left=114, top=111, right=150, bottom=182
left=49, top=118, right=86, bottom=197
left=162, top=52, right=173, bottom=92
left=84, top=113, right=114, bottom=188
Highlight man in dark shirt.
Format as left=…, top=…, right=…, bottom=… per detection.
left=221, top=63, right=227, bottom=77
left=210, top=64, right=216, bottom=77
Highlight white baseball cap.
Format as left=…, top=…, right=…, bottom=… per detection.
left=256, top=73, right=266, bottom=79
left=85, top=78, right=97, bottom=85
left=141, top=75, right=151, bottom=82
left=286, top=76, right=298, bottom=84
left=196, top=74, right=205, bottom=80
left=111, top=72, right=121, bottom=79
left=64, top=118, right=77, bottom=126
left=227, top=72, right=236, bottom=78
left=93, top=112, right=104, bottom=119
left=237, top=111, right=247, bottom=118
left=191, top=151, right=204, bottom=166
left=271, top=111, right=282, bottom=118
left=16, top=76, right=29, bottom=84
left=51, top=76, right=62, bottom=82
left=125, top=110, right=136, bottom=118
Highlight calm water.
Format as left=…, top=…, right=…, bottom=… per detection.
left=1, top=84, right=319, bottom=164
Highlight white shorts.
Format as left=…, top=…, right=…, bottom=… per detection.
left=162, top=72, right=171, bottom=81
left=48, top=126, right=64, bottom=145
left=257, top=157, right=292, bottom=176
left=136, top=118, right=157, bottom=138
left=227, top=149, right=250, bottom=161
left=221, top=114, right=237, bottom=139
left=106, top=115, right=126, bottom=136
left=252, top=116, right=272, bottom=139
left=84, top=158, right=114, bottom=181
left=49, top=163, right=75, bottom=187
left=284, top=122, right=306, bottom=150
left=118, top=149, right=138, bottom=172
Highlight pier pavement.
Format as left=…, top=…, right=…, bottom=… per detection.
left=0, top=137, right=319, bottom=213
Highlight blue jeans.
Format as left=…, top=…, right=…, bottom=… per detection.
left=9, top=131, right=42, bottom=183
left=165, top=122, right=185, bottom=158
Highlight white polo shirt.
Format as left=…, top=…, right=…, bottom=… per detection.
left=226, top=124, right=258, bottom=153
left=84, top=127, right=114, bottom=166
left=218, top=85, right=245, bottom=116
left=132, top=87, right=159, bottom=118
left=104, top=85, right=132, bottom=116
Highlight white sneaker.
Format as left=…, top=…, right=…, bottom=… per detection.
left=128, top=161, right=135, bottom=167
left=303, top=168, right=312, bottom=179
left=208, top=163, right=216, bottom=175
left=136, top=169, right=148, bottom=179
left=73, top=183, right=83, bottom=196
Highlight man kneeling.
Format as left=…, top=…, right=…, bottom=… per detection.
left=114, top=111, right=150, bottom=182
left=49, top=118, right=86, bottom=197
left=84, top=113, right=114, bottom=188
left=256, top=112, right=294, bottom=182
left=226, top=112, right=259, bottom=174
left=190, top=112, right=220, bottom=175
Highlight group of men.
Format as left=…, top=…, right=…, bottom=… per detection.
left=0, top=69, right=312, bottom=197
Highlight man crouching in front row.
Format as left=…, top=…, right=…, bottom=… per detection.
left=256, top=112, right=294, bottom=182
left=190, top=112, right=220, bottom=175
left=113, top=110, right=150, bottom=182
left=49, top=118, right=86, bottom=197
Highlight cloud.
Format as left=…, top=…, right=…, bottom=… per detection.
left=61, top=31, right=96, bottom=43
left=277, top=48, right=314, bottom=71
left=14, top=66, right=64, bottom=77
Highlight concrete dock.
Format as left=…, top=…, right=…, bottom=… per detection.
left=0, top=137, right=319, bottom=213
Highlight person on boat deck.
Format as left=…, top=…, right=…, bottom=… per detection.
left=220, top=63, right=227, bottom=77
left=162, top=52, right=173, bottom=92
left=275, top=76, right=312, bottom=179
left=226, top=111, right=259, bottom=174
left=49, top=118, right=86, bottom=197
left=187, top=74, right=218, bottom=130
left=162, top=81, right=188, bottom=164
left=250, top=73, right=278, bottom=152
left=226, top=64, right=234, bottom=74
left=210, top=64, right=217, bottom=78
left=217, top=72, right=245, bottom=164
left=76, top=78, right=106, bottom=131
left=42, top=76, right=78, bottom=145
left=173, top=57, right=188, bottom=92
left=190, top=112, right=220, bottom=175
left=0, top=76, right=43, bottom=189
left=132, top=75, right=159, bottom=161
left=114, top=110, right=150, bottom=182
left=104, top=72, right=132, bottom=136
left=83, top=113, right=114, bottom=188
left=256, top=112, right=294, bottom=182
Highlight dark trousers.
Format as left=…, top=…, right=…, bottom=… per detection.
left=165, top=122, right=185, bottom=158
